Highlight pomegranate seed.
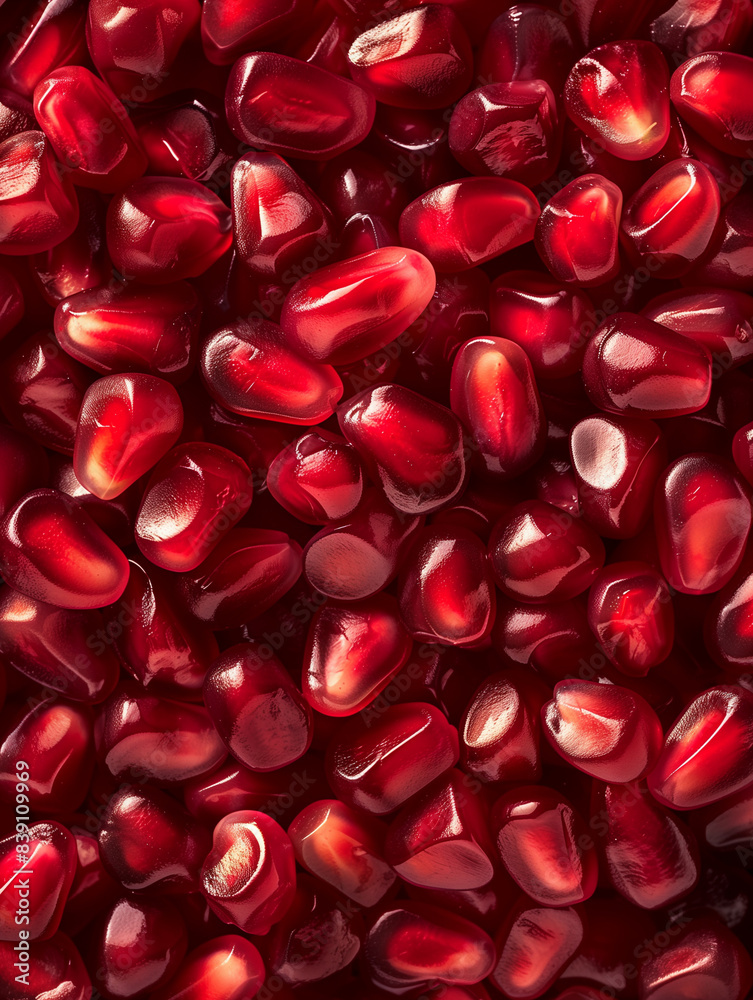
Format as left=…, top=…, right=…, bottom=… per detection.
left=98, top=785, right=211, bottom=893
left=400, top=177, right=540, bottom=271
left=670, top=51, right=753, bottom=156
left=650, top=0, right=753, bottom=58
left=489, top=499, right=606, bottom=603
left=451, top=336, right=546, bottom=480
left=148, top=935, right=265, bottom=1000
left=326, top=702, right=459, bottom=814
left=493, top=786, right=598, bottom=906
left=347, top=7, right=473, bottom=110
left=226, top=52, right=375, bottom=160
left=648, top=684, right=753, bottom=808
left=460, top=667, right=548, bottom=783
left=200, top=810, right=296, bottom=934
left=478, top=6, right=577, bottom=92
left=268, top=429, right=363, bottom=525
left=620, top=158, right=721, bottom=277
left=654, top=453, right=751, bottom=595
left=54, top=281, right=201, bottom=383
left=288, top=799, right=397, bottom=907
left=106, top=177, right=232, bottom=283
left=0, top=932, right=91, bottom=999
left=0, top=821, right=75, bottom=940
left=202, top=0, right=310, bottom=64
left=201, top=320, right=343, bottom=424
left=363, top=902, right=496, bottom=992
left=491, top=901, right=585, bottom=999
left=384, top=768, right=496, bottom=890
left=582, top=313, right=713, bottom=418
left=690, top=189, right=753, bottom=290
left=591, top=780, right=699, bottom=909
left=542, top=678, right=664, bottom=782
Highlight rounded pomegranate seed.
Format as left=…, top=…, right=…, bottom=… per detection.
left=226, top=52, right=375, bottom=160
left=493, top=786, right=598, bottom=906
left=582, top=313, right=713, bottom=418
left=478, top=5, right=577, bottom=92
left=33, top=66, right=147, bottom=192
left=587, top=560, right=674, bottom=676
left=690, top=189, right=753, bottom=290
left=202, top=0, right=309, bottom=64
left=564, top=40, right=671, bottom=160
left=0, top=821, right=76, bottom=940
left=288, top=799, right=397, bottom=907
left=201, top=320, right=343, bottom=425
left=204, top=643, right=313, bottom=771
left=0, top=131, right=79, bottom=255
left=0, top=932, right=90, bottom=1000
left=491, top=901, right=585, bottom=999
left=148, top=935, right=265, bottom=1000
left=654, top=453, right=751, bottom=595
left=326, top=702, right=459, bottom=815
left=542, top=678, right=664, bottom=782
left=347, top=7, right=473, bottom=110
left=200, top=810, right=296, bottom=934
left=281, top=247, right=436, bottom=365
left=268, top=429, right=363, bottom=525
left=670, top=51, right=753, bottom=156
left=54, top=281, right=201, bottom=383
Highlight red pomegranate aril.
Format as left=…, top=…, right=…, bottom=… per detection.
left=98, top=682, right=227, bottom=783
left=364, top=902, right=496, bottom=993
left=639, top=917, right=753, bottom=1000
left=347, top=6, right=472, bottom=110
left=339, top=384, right=466, bottom=515
left=368, top=104, right=457, bottom=199
left=642, top=286, right=753, bottom=371
left=148, top=935, right=265, bottom=1000
left=384, top=768, right=495, bottom=890
left=74, top=374, right=183, bottom=499
left=134, top=442, right=252, bottom=572
left=477, top=5, right=577, bottom=92
left=87, top=895, right=187, bottom=1000
left=0, top=587, right=119, bottom=702
left=303, top=488, right=424, bottom=600
left=226, top=52, right=375, bottom=160
left=86, top=0, right=200, bottom=101
left=288, top=799, right=397, bottom=907
left=105, top=556, right=218, bottom=699
left=54, top=281, right=201, bottom=383
left=399, top=177, right=540, bottom=272
left=204, top=643, right=312, bottom=771
left=648, top=684, right=753, bottom=809
left=693, top=783, right=753, bottom=851
left=280, top=247, right=436, bottom=366
left=569, top=413, right=667, bottom=538
left=0, top=821, right=76, bottom=940
left=0, top=699, right=93, bottom=813
left=542, top=678, right=664, bottom=782
left=398, top=526, right=496, bottom=647
left=489, top=271, right=594, bottom=381
left=98, top=785, right=211, bottom=893
left=317, top=149, right=408, bottom=227
left=591, top=780, right=699, bottom=910
left=201, top=320, right=343, bottom=425
left=491, top=900, right=585, bottom=999
left=266, top=874, right=364, bottom=984
left=654, top=453, right=751, bottom=595
left=460, top=667, right=549, bottom=783
left=0, top=488, right=129, bottom=609
left=582, top=313, right=713, bottom=418
left=670, top=51, right=753, bottom=156
left=200, top=810, right=296, bottom=935
left=176, top=527, right=303, bottom=629
left=587, top=560, right=674, bottom=676
left=564, top=40, right=670, bottom=160
left=33, top=66, right=147, bottom=192
left=326, top=702, right=459, bottom=815
left=231, top=151, right=334, bottom=282
left=303, top=594, right=411, bottom=716
left=268, top=429, right=363, bottom=525
left=107, top=177, right=232, bottom=284
left=493, top=786, right=598, bottom=907
left=48, top=454, right=140, bottom=548
left=620, top=158, right=721, bottom=277
left=202, top=0, right=310, bottom=64
left=689, top=189, right=753, bottom=290
left=0, top=131, right=79, bottom=255
left=0, top=1, right=88, bottom=98
left=0, top=931, right=90, bottom=1000
left=449, top=80, right=560, bottom=185
left=489, top=499, right=606, bottom=604
left=450, top=336, right=546, bottom=480
left=535, top=174, right=623, bottom=287
left=650, top=0, right=753, bottom=58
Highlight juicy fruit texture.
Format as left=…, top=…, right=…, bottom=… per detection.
left=4, top=3, right=753, bottom=998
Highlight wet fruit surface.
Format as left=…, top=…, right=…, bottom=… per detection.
left=2, top=4, right=753, bottom=998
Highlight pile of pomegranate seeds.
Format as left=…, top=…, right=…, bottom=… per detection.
left=2, top=1, right=753, bottom=998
